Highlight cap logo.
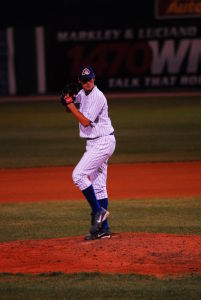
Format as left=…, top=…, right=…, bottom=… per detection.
left=82, top=68, right=90, bottom=76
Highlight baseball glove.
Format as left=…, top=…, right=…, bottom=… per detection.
left=60, top=82, right=80, bottom=107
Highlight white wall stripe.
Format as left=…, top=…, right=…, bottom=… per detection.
left=7, top=27, right=16, bottom=95
left=35, top=26, right=46, bottom=94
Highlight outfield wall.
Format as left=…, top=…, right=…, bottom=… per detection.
left=0, top=0, right=201, bottom=96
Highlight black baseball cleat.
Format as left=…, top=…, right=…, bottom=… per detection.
left=85, top=227, right=111, bottom=240
left=90, top=207, right=109, bottom=234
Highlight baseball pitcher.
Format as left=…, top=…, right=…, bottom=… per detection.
left=60, top=65, right=116, bottom=240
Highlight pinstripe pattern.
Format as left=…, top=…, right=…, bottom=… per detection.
left=72, top=84, right=116, bottom=203
left=72, top=134, right=116, bottom=195
left=78, top=86, right=114, bottom=139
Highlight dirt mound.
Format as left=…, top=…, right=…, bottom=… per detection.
left=1, top=232, right=201, bottom=277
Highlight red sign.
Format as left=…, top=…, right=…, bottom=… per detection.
left=155, top=0, right=201, bottom=19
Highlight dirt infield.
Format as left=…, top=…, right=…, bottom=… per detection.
left=0, top=161, right=201, bottom=202
left=0, top=161, right=201, bottom=277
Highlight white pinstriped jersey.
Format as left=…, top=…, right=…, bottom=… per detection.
left=76, top=86, right=114, bottom=139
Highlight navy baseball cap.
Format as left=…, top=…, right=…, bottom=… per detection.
left=78, top=66, right=95, bottom=82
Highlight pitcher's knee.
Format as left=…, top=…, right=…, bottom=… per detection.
left=72, top=169, right=81, bottom=186
left=72, top=169, right=90, bottom=190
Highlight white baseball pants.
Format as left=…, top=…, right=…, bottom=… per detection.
left=72, top=135, right=116, bottom=199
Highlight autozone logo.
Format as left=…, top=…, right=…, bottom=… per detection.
left=155, top=0, right=201, bottom=19
left=67, top=39, right=201, bottom=76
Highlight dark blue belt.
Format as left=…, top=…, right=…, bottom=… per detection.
left=86, top=132, right=114, bottom=140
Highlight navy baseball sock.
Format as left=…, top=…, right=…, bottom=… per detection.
left=82, top=185, right=101, bottom=214
left=98, top=198, right=109, bottom=230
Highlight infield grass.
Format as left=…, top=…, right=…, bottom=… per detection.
left=0, top=96, right=201, bottom=168
left=1, top=96, right=201, bottom=299
left=0, top=198, right=201, bottom=299
left=0, top=273, right=201, bottom=300
left=0, top=197, right=201, bottom=242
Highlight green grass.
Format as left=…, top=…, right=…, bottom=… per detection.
left=0, top=96, right=201, bottom=168
left=0, top=197, right=201, bottom=243
left=0, top=198, right=201, bottom=299
left=1, top=96, right=201, bottom=299
left=0, top=273, right=201, bottom=300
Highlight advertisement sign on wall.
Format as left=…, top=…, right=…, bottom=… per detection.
left=45, top=24, right=201, bottom=92
left=155, top=0, right=201, bottom=19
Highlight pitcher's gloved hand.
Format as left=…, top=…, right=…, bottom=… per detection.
left=60, top=82, right=80, bottom=107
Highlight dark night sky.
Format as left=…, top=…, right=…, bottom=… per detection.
left=0, top=0, right=154, bottom=28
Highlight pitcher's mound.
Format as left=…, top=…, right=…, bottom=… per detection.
left=0, top=232, right=201, bottom=277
